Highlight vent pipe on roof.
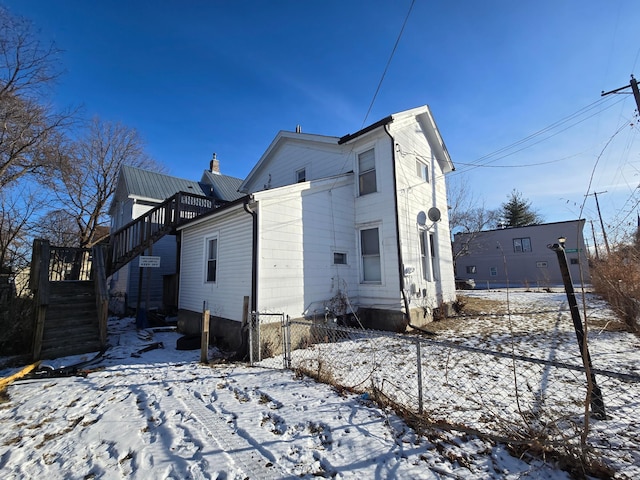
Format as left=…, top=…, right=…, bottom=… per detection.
left=210, top=153, right=221, bottom=175
left=295, top=125, right=302, bottom=133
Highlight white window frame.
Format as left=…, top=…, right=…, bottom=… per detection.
left=357, top=148, right=377, bottom=196
left=513, top=237, right=532, bottom=253
left=419, top=229, right=431, bottom=281
left=333, top=251, right=348, bottom=265
left=359, top=226, right=381, bottom=283
left=416, top=159, right=429, bottom=183
left=204, top=234, right=219, bottom=283
left=429, top=232, right=439, bottom=281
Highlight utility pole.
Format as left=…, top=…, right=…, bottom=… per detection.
left=601, top=74, right=640, bottom=116
left=589, top=220, right=600, bottom=260
left=586, top=191, right=610, bottom=255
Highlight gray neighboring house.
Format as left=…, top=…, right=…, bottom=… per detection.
left=453, top=220, right=590, bottom=289
left=108, top=159, right=244, bottom=314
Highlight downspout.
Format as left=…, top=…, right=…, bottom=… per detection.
left=243, top=196, right=258, bottom=313
left=384, top=124, right=411, bottom=328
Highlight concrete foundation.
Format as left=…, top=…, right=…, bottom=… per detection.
left=177, top=309, right=243, bottom=351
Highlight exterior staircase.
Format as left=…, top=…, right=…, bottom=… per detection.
left=30, top=191, right=219, bottom=360
left=30, top=242, right=109, bottom=361
left=106, top=191, right=217, bottom=276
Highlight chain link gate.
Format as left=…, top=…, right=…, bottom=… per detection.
left=248, top=312, right=288, bottom=368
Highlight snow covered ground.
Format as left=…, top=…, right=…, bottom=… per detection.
left=0, top=289, right=638, bottom=479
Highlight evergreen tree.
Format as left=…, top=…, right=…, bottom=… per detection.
left=500, top=190, right=543, bottom=227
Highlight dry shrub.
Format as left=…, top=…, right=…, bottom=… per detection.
left=0, top=295, right=35, bottom=358
left=590, top=247, right=640, bottom=333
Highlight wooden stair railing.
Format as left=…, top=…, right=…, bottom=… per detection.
left=30, top=240, right=107, bottom=360
left=106, top=191, right=216, bottom=276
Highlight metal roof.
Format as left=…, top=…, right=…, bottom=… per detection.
left=201, top=170, right=245, bottom=202
left=121, top=165, right=209, bottom=201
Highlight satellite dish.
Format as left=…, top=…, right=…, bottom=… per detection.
left=416, top=211, right=427, bottom=227
left=427, top=207, right=441, bottom=222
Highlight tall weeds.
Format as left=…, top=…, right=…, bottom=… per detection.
left=590, top=246, right=640, bottom=333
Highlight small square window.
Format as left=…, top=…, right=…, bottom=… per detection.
left=466, top=265, right=476, bottom=274
left=333, top=252, right=347, bottom=265
left=296, top=168, right=306, bottom=183
left=570, top=258, right=579, bottom=265
left=489, top=266, right=498, bottom=277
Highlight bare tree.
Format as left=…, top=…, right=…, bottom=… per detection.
left=55, top=118, right=162, bottom=248
left=0, top=7, right=72, bottom=191
left=33, top=209, right=79, bottom=247
left=447, top=177, right=500, bottom=261
left=0, top=185, right=47, bottom=274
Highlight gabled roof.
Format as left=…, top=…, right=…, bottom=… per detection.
left=239, top=105, right=454, bottom=193
left=120, top=165, right=209, bottom=202
left=200, top=170, right=245, bottom=202
left=239, top=131, right=340, bottom=193
left=339, top=105, right=454, bottom=174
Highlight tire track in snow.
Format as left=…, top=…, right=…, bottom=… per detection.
left=171, top=385, right=292, bottom=479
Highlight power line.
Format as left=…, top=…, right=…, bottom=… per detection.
left=361, top=0, right=415, bottom=128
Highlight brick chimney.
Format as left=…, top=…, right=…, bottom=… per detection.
left=209, top=153, right=220, bottom=175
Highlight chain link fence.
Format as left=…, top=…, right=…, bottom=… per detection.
left=250, top=312, right=640, bottom=476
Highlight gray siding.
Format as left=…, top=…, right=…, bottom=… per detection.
left=454, top=220, right=590, bottom=288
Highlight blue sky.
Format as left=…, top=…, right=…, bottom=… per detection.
left=4, top=1, right=640, bottom=243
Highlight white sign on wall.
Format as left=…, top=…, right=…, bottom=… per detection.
left=139, top=256, right=161, bottom=268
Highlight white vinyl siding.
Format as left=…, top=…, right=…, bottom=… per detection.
left=179, top=205, right=253, bottom=321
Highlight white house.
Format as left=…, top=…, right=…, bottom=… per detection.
left=176, top=105, right=457, bottom=348
left=108, top=161, right=244, bottom=314
left=453, top=219, right=590, bottom=289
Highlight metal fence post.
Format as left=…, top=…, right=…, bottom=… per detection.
left=282, top=315, right=291, bottom=369
left=249, top=312, right=255, bottom=366
left=416, top=338, right=423, bottom=415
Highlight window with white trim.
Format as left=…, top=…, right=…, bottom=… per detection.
left=360, top=227, right=381, bottom=282
left=358, top=148, right=376, bottom=195
left=205, top=236, right=218, bottom=282
left=419, top=230, right=431, bottom=281
left=333, top=252, right=347, bottom=265
left=416, top=160, right=429, bottom=183
left=513, top=237, right=532, bottom=253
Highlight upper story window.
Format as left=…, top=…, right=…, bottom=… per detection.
left=358, top=148, right=376, bottom=196
left=416, top=160, right=429, bottom=183
left=513, top=237, right=532, bottom=253
left=296, top=168, right=306, bottom=183
left=205, top=237, right=218, bottom=282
